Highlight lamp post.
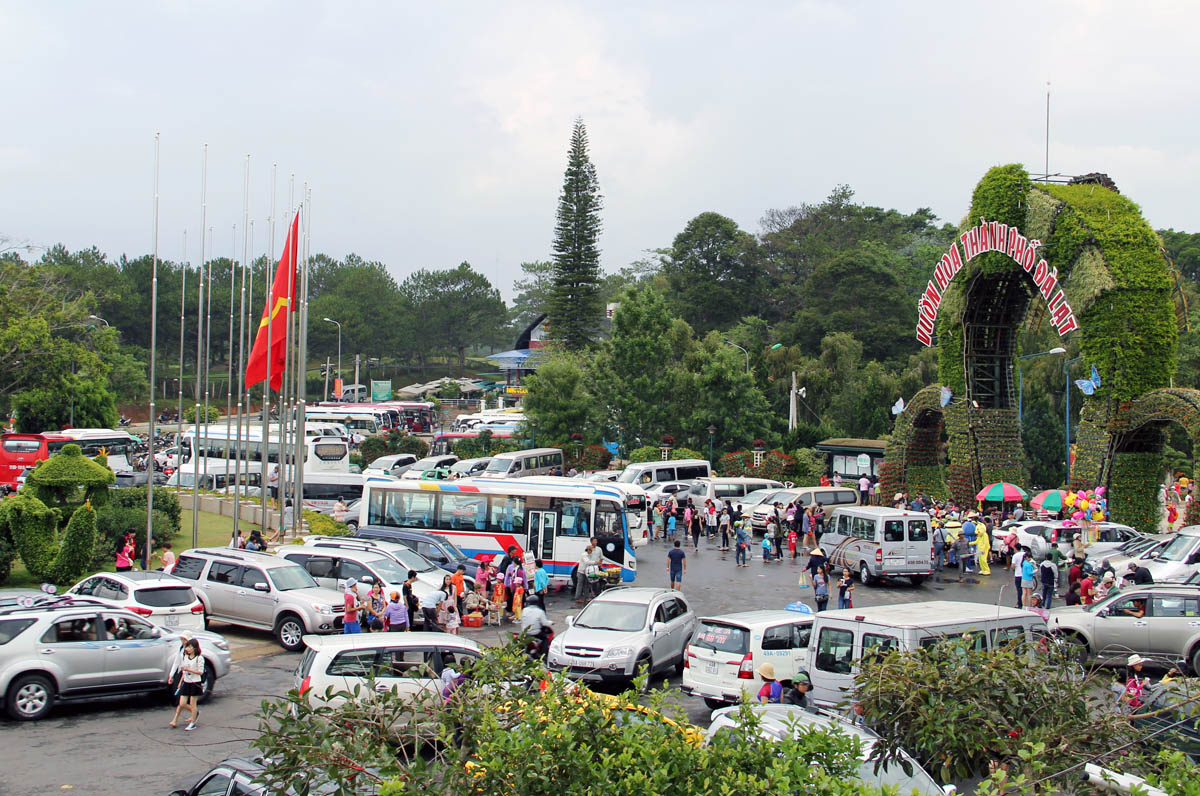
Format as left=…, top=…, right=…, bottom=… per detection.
left=707, top=424, right=717, bottom=466
left=1063, top=355, right=1083, bottom=484
left=87, top=314, right=110, bottom=327
left=1017, top=346, right=1066, bottom=424
left=322, top=318, right=341, bottom=396
left=618, top=423, right=626, bottom=463
left=722, top=338, right=749, bottom=373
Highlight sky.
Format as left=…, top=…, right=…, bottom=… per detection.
left=2, top=1, right=1198, bottom=299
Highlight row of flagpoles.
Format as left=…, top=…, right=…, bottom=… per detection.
left=144, top=136, right=312, bottom=560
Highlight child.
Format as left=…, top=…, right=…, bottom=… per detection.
left=443, top=602, right=461, bottom=635
left=667, top=511, right=677, bottom=540
left=787, top=527, right=798, bottom=560
left=761, top=534, right=773, bottom=563
left=837, top=567, right=854, bottom=609
left=533, top=559, right=549, bottom=602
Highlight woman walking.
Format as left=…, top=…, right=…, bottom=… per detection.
left=115, top=532, right=135, bottom=572
left=837, top=567, right=854, bottom=609
left=169, top=639, right=204, bottom=731
left=813, top=564, right=830, bottom=612
left=1021, top=552, right=1036, bottom=611
left=718, top=504, right=731, bottom=551
left=691, top=505, right=703, bottom=550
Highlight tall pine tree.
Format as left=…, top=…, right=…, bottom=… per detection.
left=548, top=118, right=604, bottom=349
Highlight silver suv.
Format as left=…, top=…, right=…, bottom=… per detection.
left=170, top=548, right=345, bottom=651
left=548, top=587, right=697, bottom=685
left=0, top=597, right=232, bottom=720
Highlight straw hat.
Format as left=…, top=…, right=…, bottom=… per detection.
left=756, top=662, right=777, bottom=680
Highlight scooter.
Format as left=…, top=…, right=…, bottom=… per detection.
left=513, top=624, right=555, bottom=661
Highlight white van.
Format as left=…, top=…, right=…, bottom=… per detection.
left=748, top=486, right=860, bottom=533
left=807, top=601, right=1046, bottom=707
left=822, top=506, right=933, bottom=586
left=616, top=459, right=711, bottom=487
left=681, top=610, right=812, bottom=709
left=479, top=448, right=565, bottom=479
left=688, top=477, right=787, bottom=506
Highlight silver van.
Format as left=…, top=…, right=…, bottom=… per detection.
left=616, top=459, right=711, bottom=487
left=807, top=601, right=1046, bottom=707
left=822, top=506, right=933, bottom=586
left=748, top=486, right=859, bottom=533
left=688, top=477, right=786, bottom=506
left=478, top=448, right=565, bottom=478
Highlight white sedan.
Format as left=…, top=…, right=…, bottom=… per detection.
left=68, top=571, right=206, bottom=631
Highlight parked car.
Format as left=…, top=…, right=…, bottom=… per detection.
left=362, top=453, right=419, bottom=478
left=68, top=571, right=205, bottom=632
left=642, top=480, right=694, bottom=506
left=299, top=534, right=462, bottom=592
left=295, top=632, right=482, bottom=711
left=705, top=704, right=954, bottom=795
left=548, top=587, right=696, bottom=685
left=1140, top=526, right=1200, bottom=583
left=354, top=526, right=481, bottom=579
left=449, top=456, right=492, bottom=478
left=0, top=598, right=231, bottom=720
left=0, top=588, right=53, bottom=610
left=399, top=455, right=459, bottom=480
left=170, top=758, right=270, bottom=796
left=747, top=487, right=859, bottom=534
left=168, top=548, right=345, bottom=651
left=278, top=546, right=429, bottom=627
left=1082, top=534, right=1172, bottom=579
left=991, top=520, right=1056, bottom=561
left=1052, top=521, right=1143, bottom=559
left=1047, top=584, right=1200, bottom=670
left=681, top=610, right=812, bottom=709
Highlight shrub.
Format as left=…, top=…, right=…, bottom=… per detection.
left=567, top=444, right=612, bottom=472
left=304, top=510, right=352, bottom=537
left=51, top=503, right=98, bottom=583
left=0, top=536, right=16, bottom=586
left=109, top=486, right=181, bottom=534
left=184, top=405, right=221, bottom=423
left=360, top=430, right=429, bottom=466
left=92, top=505, right=174, bottom=569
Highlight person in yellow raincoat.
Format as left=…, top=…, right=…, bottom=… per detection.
left=973, top=521, right=991, bottom=575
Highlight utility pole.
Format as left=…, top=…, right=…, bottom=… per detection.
left=323, top=357, right=331, bottom=402
left=353, top=355, right=361, bottom=402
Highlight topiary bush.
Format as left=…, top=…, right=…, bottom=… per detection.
left=26, top=443, right=115, bottom=510
left=0, top=536, right=15, bottom=586
left=184, top=405, right=221, bottom=423
left=304, top=510, right=352, bottom=537
left=109, top=486, right=181, bottom=534
left=0, top=493, right=98, bottom=584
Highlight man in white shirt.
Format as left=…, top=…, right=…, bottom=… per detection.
left=832, top=472, right=842, bottom=488
left=858, top=475, right=871, bottom=505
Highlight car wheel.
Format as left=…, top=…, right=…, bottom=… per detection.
left=674, top=654, right=686, bottom=676
left=1062, top=632, right=1090, bottom=664
left=859, top=561, right=874, bottom=586
left=1189, top=645, right=1200, bottom=677
left=346, top=521, right=358, bottom=533
left=634, top=654, right=653, bottom=693
left=703, top=697, right=727, bottom=711
left=198, top=662, right=217, bottom=703
left=909, top=575, right=926, bottom=587
left=6, top=673, right=54, bottom=721
left=275, top=613, right=306, bottom=651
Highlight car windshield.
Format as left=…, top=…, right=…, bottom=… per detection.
left=268, top=565, right=319, bottom=591
left=690, top=621, right=750, bottom=654
left=574, top=601, right=647, bottom=632
left=485, top=458, right=512, bottom=473
left=385, top=546, right=438, bottom=573
left=364, top=556, right=408, bottom=583
left=615, top=469, right=639, bottom=484
left=1159, top=534, right=1199, bottom=562
left=740, top=489, right=777, bottom=507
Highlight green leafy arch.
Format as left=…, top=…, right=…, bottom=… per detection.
left=882, top=165, right=1180, bottom=524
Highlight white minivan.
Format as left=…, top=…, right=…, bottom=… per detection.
left=807, top=601, right=1046, bottom=707
left=681, top=610, right=812, bottom=709
left=616, top=459, right=711, bottom=488
left=478, top=448, right=565, bottom=479
left=821, top=506, right=933, bottom=586
left=688, top=477, right=787, bottom=506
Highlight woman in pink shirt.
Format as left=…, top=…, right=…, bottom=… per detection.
left=116, top=532, right=135, bottom=572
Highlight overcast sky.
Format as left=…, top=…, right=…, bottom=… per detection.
left=2, top=1, right=1197, bottom=298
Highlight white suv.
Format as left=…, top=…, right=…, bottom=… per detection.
left=548, top=587, right=696, bottom=685
left=295, top=632, right=481, bottom=711
left=67, top=571, right=205, bottom=632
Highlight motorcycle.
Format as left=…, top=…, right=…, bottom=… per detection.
left=513, top=623, right=554, bottom=661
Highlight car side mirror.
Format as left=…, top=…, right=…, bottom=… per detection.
left=1096, top=608, right=1108, bottom=618
left=652, top=621, right=668, bottom=634
left=360, top=576, right=374, bottom=585
left=253, top=582, right=270, bottom=592
left=565, top=615, right=574, bottom=627
left=170, top=791, right=190, bottom=796
left=943, top=786, right=958, bottom=795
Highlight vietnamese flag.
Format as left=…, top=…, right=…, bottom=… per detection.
left=245, top=211, right=299, bottom=390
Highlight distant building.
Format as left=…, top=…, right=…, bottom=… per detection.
left=486, top=313, right=550, bottom=397
left=814, top=438, right=888, bottom=479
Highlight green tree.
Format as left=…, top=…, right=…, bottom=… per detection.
left=399, top=263, right=506, bottom=367
left=510, top=260, right=554, bottom=331
left=548, top=118, right=604, bottom=349
left=593, top=286, right=689, bottom=447
left=311, top=256, right=413, bottom=367
left=1161, top=228, right=1200, bottom=283
left=662, top=212, right=763, bottom=333
left=681, top=335, right=773, bottom=452
left=521, top=350, right=599, bottom=443
left=1021, top=388, right=1065, bottom=488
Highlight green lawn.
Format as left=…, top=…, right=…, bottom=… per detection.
left=5, top=510, right=263, bottom=590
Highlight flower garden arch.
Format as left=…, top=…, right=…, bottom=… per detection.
left=879, top=164, right=1183, bottom=530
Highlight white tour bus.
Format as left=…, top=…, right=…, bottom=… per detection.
left=304, top=408, right=381, bottom=436
left=359, top=477, right=638, bottom=583
left=56, top=428, right=138, bottom=473
left=166, top=425, right=349, bottom=487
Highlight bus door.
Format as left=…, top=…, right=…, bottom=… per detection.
left=594, top=499, right=628, bottom=573
left=527, top=511, right=556, bottom=564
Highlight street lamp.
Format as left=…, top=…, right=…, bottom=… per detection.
left=87, top=314, right=109, bottom=327
left=322, top=318, right=341, bottom=396
left=1016, top=346, right=1066, bottom=424
left=618, top=423, right=626, bottom=462
left=722, top=338, right=749, bottom=373
left=1063, top=355, right=1083, bottom=484
left=707, top=424, right=717, bottom=466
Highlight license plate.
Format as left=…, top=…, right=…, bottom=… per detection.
left=165, top=615, right=180, bottom=626
left=705, top=662, right=719, bottom=675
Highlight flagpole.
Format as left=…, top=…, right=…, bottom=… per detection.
left=224, top=225, right=235, bottom=465
left=293, top=185, right=311, bottom=537
left=202, top=220, right=216, bottom=487
left=177, top=229, right=187, bottom=454
left=191, top=144, right=208, bottom=547
left=231, top=155, right=249, bottom=540
left=262, top=164, right=276, bottom=532
left=278, top=174, right=295, bottom=536
left=146, top=132, right=161, bottom=570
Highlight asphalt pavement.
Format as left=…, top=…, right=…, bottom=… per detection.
left=0, top=538, right=1015, bottom=795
